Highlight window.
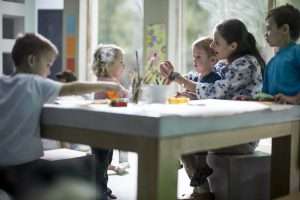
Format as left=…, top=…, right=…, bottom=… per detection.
left=2, top=0, right=25, bottom=3
left=2, top=15, right=24, bottom=39
left=276, top=0, right=300, bottom=7
left=181, top=0, right=271, bottom=73
left=3, top=53, right=14, bottom=75
left=97, top=0, right=143, bottom=87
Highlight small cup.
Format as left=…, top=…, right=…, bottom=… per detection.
left=142, top=84, right=177, bottom=103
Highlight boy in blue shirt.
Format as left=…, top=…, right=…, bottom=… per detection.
left=264, top=4, right=300, bottom=104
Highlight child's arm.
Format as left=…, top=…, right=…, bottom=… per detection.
left=160, top=61, right=197, bottom=92
left=172, top=74, right=197, bottom=92
left=274, top=92, right=300, bottom=105
left=59, top=81, right=123, bottom=96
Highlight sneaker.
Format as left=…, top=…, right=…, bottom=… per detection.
left=178, top=192, right=214, bottom=200
left=190, top=166, right=213, bottom=187
left=191, top=192, right=214, bottom=200
left=108, top=164, right=128, bottom=175
left=105, top=188, right=117, bottom=200
left=107, top=192, right=117, bottom=199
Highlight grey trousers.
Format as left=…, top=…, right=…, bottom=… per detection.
left=181, top=142, right=258, bottom=180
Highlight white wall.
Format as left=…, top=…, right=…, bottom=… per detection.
left=0, top=0, right=36, bottom=74
left=36, top=0, right=63, bottom=9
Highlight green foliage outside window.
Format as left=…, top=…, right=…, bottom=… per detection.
left=97, top=0, right=143, bottom=86
left=183, top=0, right=269, bottom=72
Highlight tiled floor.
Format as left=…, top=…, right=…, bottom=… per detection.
left=107, top=139, right=271, bottom=200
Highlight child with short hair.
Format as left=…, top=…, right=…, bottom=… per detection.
left=175, top=37, right=221, bottom=99
left=91, top=44, right=128, bottom=200
left=171, top=37, right=221, bottom=199
left=0, top=33, right=124, bottom=198
left=263, top=4, right=300, bottom=104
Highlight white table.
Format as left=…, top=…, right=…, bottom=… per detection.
left=41, top=99, right=300, bottom=199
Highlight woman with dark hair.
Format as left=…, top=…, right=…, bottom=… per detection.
left=215, top=19, right=265, bottom=68
left=161, top=19, right=264, bottom=100
left=161, top=19, right=264, bottom=200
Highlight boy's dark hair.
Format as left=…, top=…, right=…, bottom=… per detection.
left=266, top=4, right=300, bottom=41
left=216, top=19, right=265, bottom=68
left=56, top=71, right=77, bottom=82
left=11, top=33, right=58, bottom=69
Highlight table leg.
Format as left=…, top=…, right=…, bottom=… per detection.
left=137, top=139, right=179, bottom=200
left=271, top=122, right=300, bottom=199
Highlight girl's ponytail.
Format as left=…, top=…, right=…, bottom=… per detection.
left=246, top=32, right=265, bottom=72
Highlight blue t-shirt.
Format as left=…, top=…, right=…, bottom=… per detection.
left=263, top=42, right=300, bottom=96
left=185, top=71, right=221, bottom=83
left=200, top=72, right=221, bottom=83
left=0, top=74, right=62, bottom=166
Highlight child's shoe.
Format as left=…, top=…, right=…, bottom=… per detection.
left=179, top=182, right=214, bottom=200
left=179, top=192, right=214, bottom=200
left=105, top=187, right=117, bottom=200
left=190, top=165, right=213, bottom=187
left=108, top=164, right=128, bottom=175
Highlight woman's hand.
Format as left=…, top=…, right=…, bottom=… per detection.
left=160, top=61, right=175, bottom=78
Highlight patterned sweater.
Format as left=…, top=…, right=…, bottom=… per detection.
left=195, top=55, right=263, bottom=99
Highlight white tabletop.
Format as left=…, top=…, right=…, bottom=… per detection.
left=42, top=99, right=300, bottom=138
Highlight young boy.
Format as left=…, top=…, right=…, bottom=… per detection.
left=163, top=37, right=221, bottom=100
left=162, top=37, right=221, bottom=199
left=264, top=4, right=300, bottom=104
left=0, top=33, right=124, bottom=198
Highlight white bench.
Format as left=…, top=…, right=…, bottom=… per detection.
left=41, top=148, right=95, bottom=183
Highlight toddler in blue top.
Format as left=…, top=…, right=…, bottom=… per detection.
left=184, top=37, right=221, bottom=83
left=264, top=4, right=300, bottom=104
left=162, top=37, right=221, bottom=100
